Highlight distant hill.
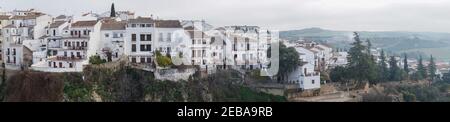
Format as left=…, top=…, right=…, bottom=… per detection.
left=280, top=28, right=450, bottom=60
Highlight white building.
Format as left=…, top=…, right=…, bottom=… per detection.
left=124, top=17, right=155, bottom=64
left=31, top=20, right=98, bottom=72
left=2, top=10, right=51, bottom=70
left=331, top=51, right=348, bottom=67
left=285, top=46, right=321, bottom=90
left=96, top=19, right=126, bottom=62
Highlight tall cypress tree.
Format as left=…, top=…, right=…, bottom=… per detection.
left=110, top=3, right=116, bottom=17
left=416, top=56, right=427, bottom=80
left=378, top=50, right=388, bottom=82
left=388, top=56, right=401, bottom=81
left=428, top=55, right=437, bottom=82
left=403, top=54, right=409, bottom=74
left=347, top=32, right=376, bottom=83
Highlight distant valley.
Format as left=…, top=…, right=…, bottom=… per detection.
left=280, top=28, right=450, bottom=61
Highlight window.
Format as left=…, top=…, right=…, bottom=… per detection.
left=131, top=24, right=136, bottom=27
left=192, top=39, right=195, bottom=44
left=113, top=33, right=118, bottom=38
left=140, top=45, right=146, bottom=51
left=140, top=34, right=145, bottom=41
left=48, top=62, right=51, bottom=67
left=69, top=63, right=73, bottom=68
left=312, top=80, right=315, bottom=84
left=59, top=62, right=63, bottom=68
left=68, top=41, right=71, bottom=47
left=146, top=24, right=151, bottom=27
left=70, top=31, right=73, bottom=36
left=146, top=34, right=151, bottom=41
left=105, top=33, right=109, bottom=37
left=140, top=58, right=145, bottom=63
left=147, top=58, right=151, bottom=63
left=132, top=44, right=136, bottom=52
left=131, top=57, right=136, bottom=63
left=146, top=45, right=151, bottom=51
left=64, top=52, right=67, bottom=57
left=167, top=33, right=172, bottom=42
left=131, top=34, right=136, bottom=41
left=53, top=30, right=56, bottom=36
left=12, top=49, right=16, bottom=55
left=140, top=24, right=145, bottom=27
left=159, top=33, right=163, bottom=41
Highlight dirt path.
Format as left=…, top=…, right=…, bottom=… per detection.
left=290, top=91, right=357, bottom=102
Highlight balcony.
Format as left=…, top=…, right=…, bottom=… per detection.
left=65, top=46, right=86, bottom=50
left=301, top=72, right=320, bottom=77
left=53, top=56, right=84, bottom=61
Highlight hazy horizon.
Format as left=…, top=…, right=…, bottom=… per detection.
left=1, top=0, right=450, bottom=32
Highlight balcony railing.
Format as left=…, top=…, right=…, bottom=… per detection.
left=301, top=72, right=320, bottom=77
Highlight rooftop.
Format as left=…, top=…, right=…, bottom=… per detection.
left=71, top=20, right=98, bottom=27
left=0, top=15, right=10, bottom=20
left=128, top=17, right=153, bottom=23
left=47, top=21, right=66, bottom=28
left=101, top=20, right=126, bottom=30
left=155, top=20, right=182, bottom=28
left=10, top=12, right=45, bottom=20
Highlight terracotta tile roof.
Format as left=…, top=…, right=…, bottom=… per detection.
left=0, top=15, right=10, bottom=20
left=101, top=20, right=126, bottom=30
left=155, top=20, right=182, bottom=28
left=128, top=17, right=153, bottom=23
left=55, top=15, right=67, bottom=19
left=3, top=24, right=16, bottom=28
left=48, top=21, right=66, bottom=28
left=71, top=20, right=97, bottom=27
left=10, top=12, right=45, bottom=20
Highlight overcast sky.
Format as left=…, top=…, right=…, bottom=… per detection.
left=1, top=0, right=450, bottom=32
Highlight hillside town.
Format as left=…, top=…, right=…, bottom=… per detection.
left=2, top=3, right=450, bottom=102
left=0, top=3, right=348, bottom=90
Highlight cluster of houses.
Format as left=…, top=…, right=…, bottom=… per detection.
left=283, top=40, right=348, bottom=89
left=0, top=4, right=349, bottom=90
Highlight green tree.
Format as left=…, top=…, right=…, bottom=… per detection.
left=278, top=43, right=300, bottom=82
left=155, top=51, right=173, bottom=68
left=388, top=56, right=401, bottom=81
left=416, top=56, right=427, bottom=80
left=110, top=3, right=116, bottom=17
left=330, top=66, right=348, bottom=82
left=0, top=63, right=5, bottom=101
left=428, top=55, right=437, bottom=82
left=89, top=55, right=107, bottom=65
left=403, top=54, right=409, bottom=75
left=378, top=50, right=389, bottom=82
left=346, top=32, right=377, bottom=83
